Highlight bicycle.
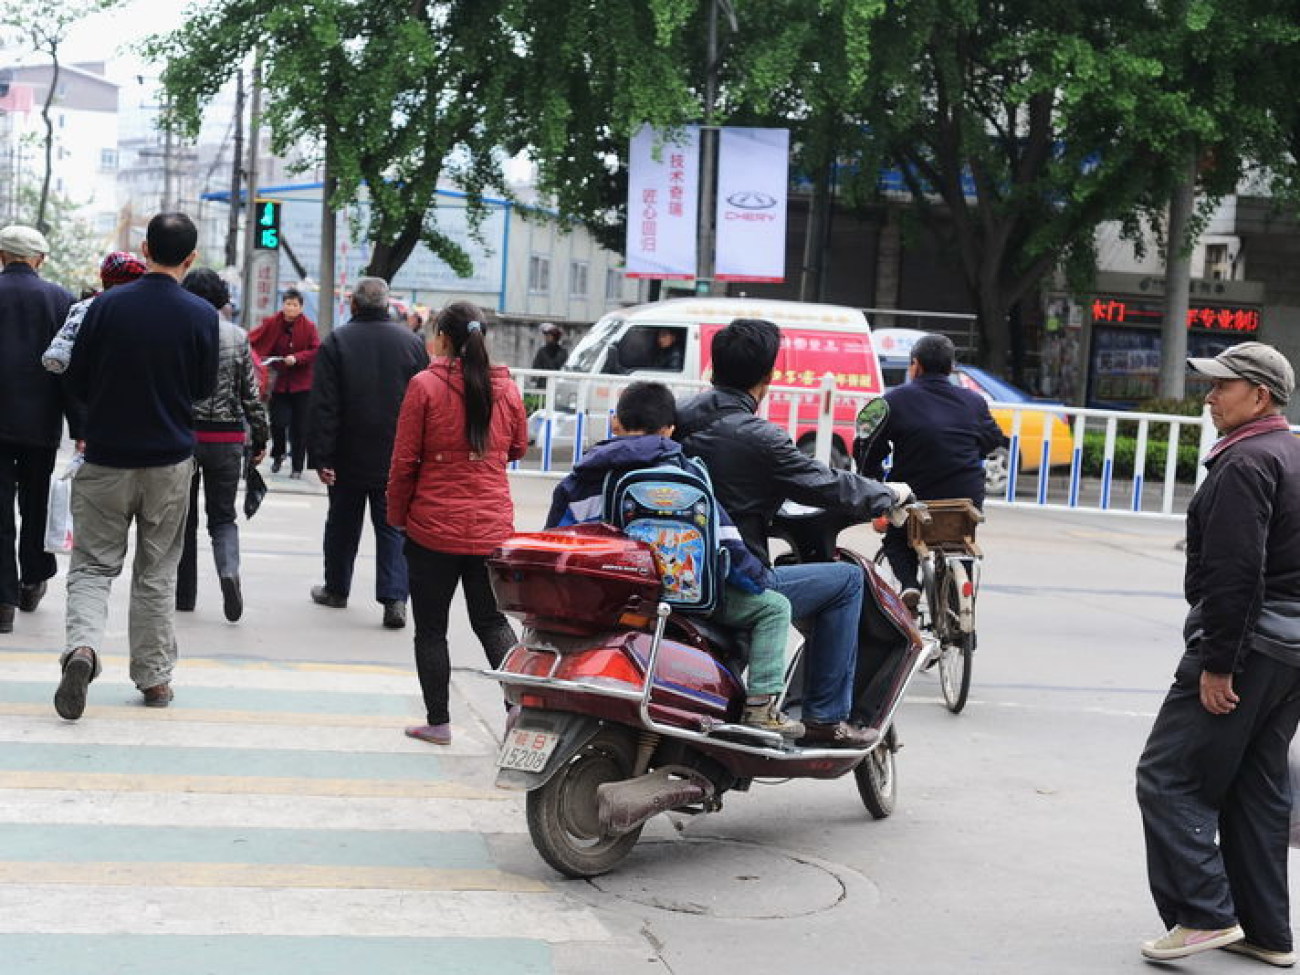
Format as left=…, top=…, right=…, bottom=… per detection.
left=875, top=499, right=983, bottom=714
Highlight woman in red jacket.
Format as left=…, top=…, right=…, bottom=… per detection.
left=387, top=302, right=528, bottom=744
left=248, top=289, right=320, bottom=478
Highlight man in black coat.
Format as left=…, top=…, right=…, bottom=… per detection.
left=309, top=276, right=429, bottom=629
left=0, top=225, right=75, bottom=633
left=860, top=333, right=1006, bottom=601
left=1136, top=342, right=1300, bottom=965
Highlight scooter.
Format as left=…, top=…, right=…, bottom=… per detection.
left=486, top=401, right=925, bottom=878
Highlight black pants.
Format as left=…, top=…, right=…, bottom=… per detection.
left=1136, top=649, right=1300, bottom=950
left=0, top=443, right=57, bottom=607
left=323, top=483, right=407, bottom=602
left=269, top=391, right=311, bottom=473
left=405, top=539, right=516, bottom=726
left=177, top=442, right=244, bottom=607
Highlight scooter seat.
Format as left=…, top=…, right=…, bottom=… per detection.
left=670, top=615, right=751, bottom=673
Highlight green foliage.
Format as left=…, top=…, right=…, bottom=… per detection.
left=1078, top=430, right=1200, bottom=482
left=10, top=186, right=105, bottom=294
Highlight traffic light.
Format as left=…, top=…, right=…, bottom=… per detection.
left=253, top=199, right=281, bottom=250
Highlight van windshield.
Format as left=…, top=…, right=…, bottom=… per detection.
left=565, top=316, right=625, bottom=372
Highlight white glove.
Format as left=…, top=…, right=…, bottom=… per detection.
left=887, top=482, right=914, bottom=506
left=886, top=505, right=910, bottom=527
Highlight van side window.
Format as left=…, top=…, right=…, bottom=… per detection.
left=604, top=326, right=686, bottom=374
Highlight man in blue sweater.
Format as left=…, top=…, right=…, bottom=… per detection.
left=54, top=213, right=218, bottom=720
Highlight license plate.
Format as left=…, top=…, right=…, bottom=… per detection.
left=497, top=729, right=560, bottom=772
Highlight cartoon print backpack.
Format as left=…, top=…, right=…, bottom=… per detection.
left=602, top=456, right=728, bottom=614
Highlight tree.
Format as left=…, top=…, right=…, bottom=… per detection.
left=12, top=184, right=104, bottom=293
left=0, top=0, right=121, bottom=234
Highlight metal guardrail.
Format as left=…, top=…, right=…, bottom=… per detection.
left=510, top=368, right=1238, bottom=520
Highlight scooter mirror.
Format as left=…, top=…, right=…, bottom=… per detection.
left=855, top=397, right=889, bottom=446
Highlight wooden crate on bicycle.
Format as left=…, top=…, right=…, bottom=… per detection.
left=907, top=499, right=984, bottom=559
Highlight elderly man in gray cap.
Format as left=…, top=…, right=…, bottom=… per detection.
left=0, top=225, right=75, bottom=634
left=1137, top=341, right=1300, bottom=966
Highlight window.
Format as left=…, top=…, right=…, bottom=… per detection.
left=605, top=268, right=624, bottom=301
left=568, top=260, right=588, bottom=298
left=99, top=148, right=118, bottom=170
left=528, top=254, right=550, bottom=295
left=1204, top=243, right=1233, bottom=281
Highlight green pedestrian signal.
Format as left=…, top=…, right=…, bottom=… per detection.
left=254, top=199, right=281, bottom=250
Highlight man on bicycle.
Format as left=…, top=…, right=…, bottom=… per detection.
left=676, top=318, right=909, bottom=748
left=860, top=333, right=1005, bottom=609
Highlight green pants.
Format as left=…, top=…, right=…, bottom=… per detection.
left=712, top=585, right=792, bottom=696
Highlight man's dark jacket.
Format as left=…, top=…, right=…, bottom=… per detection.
left=309, top=312, right=429, bottom=488
left=0, top=262, right=76, bottom=449
left=1184, top=426, right=1300, bottom=674
left=66, top=272, right=218, bottom=468
left=675, top=386, right=896, bottom=565
left=861, top=373, right=1006, bottom=506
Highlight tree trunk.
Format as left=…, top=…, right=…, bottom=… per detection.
left=976, top=282, right=1011, bottom=375
left=36, top=45, right=60, bottom=235
left=364, top=220, right=422, bottom=282
left=1159, top=155, right=1197, bottom=400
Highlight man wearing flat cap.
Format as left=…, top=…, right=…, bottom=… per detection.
left=1137, top=341, right=1300, bottom=965
left=0, top=225, right=75, bottom=634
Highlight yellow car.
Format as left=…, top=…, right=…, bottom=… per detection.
left=954, top=366, right=1074, bottom=493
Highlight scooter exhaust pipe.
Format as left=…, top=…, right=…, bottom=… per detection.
left=597, top=766, right=714, bottom=836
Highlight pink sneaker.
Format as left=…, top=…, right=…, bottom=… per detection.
left=1141, top=924, right=1244, bottom=960
left=404, top=724, right=451, bottom=745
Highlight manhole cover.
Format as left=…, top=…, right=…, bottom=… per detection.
left=587, top=837, right=869, bottom=919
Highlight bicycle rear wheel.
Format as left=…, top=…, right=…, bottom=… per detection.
left=936, top=560, right=974, bottom=713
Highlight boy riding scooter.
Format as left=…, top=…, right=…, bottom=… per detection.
left=546, top=381, right=802, bottom=739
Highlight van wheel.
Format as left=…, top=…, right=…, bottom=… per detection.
left=798, top=437, right=852, bottom=471
left=983, top=446, right=1011, bottom=495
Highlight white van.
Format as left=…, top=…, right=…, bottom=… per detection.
left=539, top=297, right=884, bottom=462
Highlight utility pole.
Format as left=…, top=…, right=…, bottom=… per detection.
left=161, top=93, right=175, bottom=212
left=318, top=146, right=337, bottom=335
left=240, top=55, right=262, bottom=328
left=695, top=0, right=720, bottom=296
left=225, top=70, right=244, bottom=268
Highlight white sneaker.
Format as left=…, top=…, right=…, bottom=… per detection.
left=1223, top=941, right=1298, bottom=967
left=1141, top=924, right=1244, bottom=961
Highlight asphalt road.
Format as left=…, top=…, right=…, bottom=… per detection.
left=0, top=468, right=1284, bottom=974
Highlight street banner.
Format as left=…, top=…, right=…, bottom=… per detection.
left=715, top=127, right=789, bottom=283
left=625, top=125, right=699, bottom=280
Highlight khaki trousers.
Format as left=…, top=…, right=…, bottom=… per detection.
left=62, top=459, right=193, bottom=690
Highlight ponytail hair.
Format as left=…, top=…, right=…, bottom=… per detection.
left=434, top=301, right=494, bottom=455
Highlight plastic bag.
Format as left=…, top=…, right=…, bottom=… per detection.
left=44, top=454, right=83, bottom=553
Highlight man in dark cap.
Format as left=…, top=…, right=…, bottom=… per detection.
left=1137, top=341, right=1300, bottom=965
left=0, top=224, right=76, bottom=633
left=531, top=322, right=568, bottom=373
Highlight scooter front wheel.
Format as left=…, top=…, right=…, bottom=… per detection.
left=853, top=738, right=896, bottom=820
left=526, top=726, right=643, bottom=878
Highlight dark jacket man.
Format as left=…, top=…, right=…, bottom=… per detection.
left=309, top=304, right=429, bottom=489
left=308, top=277, right=428, bottom=625
left=862, top=372, right=1006, bottom=506
left=676, top=385, right=895, bottom=565
left=0, top=256, right=75, bottom=450
left=1136, top=342, right=1300, bottom=965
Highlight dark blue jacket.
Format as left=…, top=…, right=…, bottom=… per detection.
left=546, top=434, right=769, bottom=593
left=66, top=272, right=219, bottom=468
left=0, top=262, right=76, bottom=449
left=861, top=372, right=1006, bottom=506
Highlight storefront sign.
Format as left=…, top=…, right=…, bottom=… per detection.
left=625, top=125, right=700, bottom=280
left=1089, top=298, right=1260, bottom=334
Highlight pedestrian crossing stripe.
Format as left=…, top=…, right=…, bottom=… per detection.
left=0, top=771, right=500, bottom=800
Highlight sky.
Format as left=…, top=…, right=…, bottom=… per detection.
left=21, top=0, right=189, bottom=85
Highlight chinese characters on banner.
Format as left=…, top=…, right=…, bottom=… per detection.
left=714, top=127, right=790, bottom=283
left=249, top=250, right=280, bottom=323
left=624, top=125, right=700, bottom=279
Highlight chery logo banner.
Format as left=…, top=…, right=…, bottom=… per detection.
left=714, top=128, right=790, bottom=283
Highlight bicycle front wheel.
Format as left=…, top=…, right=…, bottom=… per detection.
left=937, top=560, right=974, bottom=714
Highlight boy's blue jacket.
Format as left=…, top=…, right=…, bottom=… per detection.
left=545, top=435, right=769, bottom=594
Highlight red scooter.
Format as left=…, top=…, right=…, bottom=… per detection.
left=487, top=402, right=924, bottom=878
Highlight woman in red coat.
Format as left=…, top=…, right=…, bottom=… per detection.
left=248, top=289, right=320, bottom=478
left=387, top=301, right=528, bottom=744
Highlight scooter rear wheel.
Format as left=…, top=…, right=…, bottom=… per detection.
left=853, top=735, right=896, bottom=819
left=526, top=727, right=643, bottom=878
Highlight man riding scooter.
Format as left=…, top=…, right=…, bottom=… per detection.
left=675, top=318, right=912, bottom=748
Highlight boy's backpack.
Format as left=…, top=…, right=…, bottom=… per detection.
left=602, top=456, right=728, bottom=614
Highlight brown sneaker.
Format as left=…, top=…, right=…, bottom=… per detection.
left=798, top=721, right=880, bottom=749
left=54, top=647, right=95, bottom=720
left=142, top=683, right=173, bottom=708
left=741, top=696, right=805, bottom=739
